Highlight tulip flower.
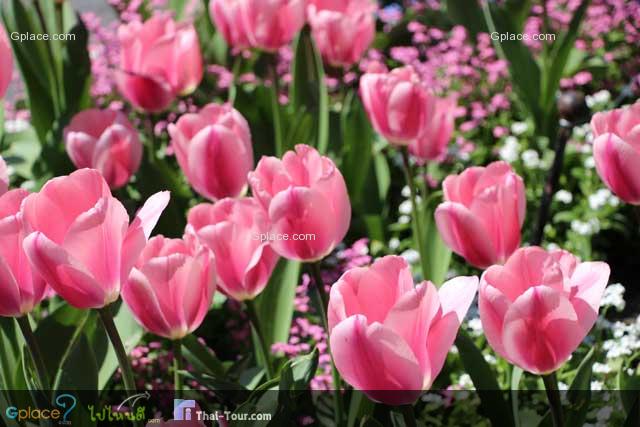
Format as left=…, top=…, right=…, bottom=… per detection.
left=249, top=144, right=351, bottom=262
left=0, top=156, right=8, bottom=196
left=186, top=198, right=278, bottom=301
left=64, top=109, right=143, bottom=189
left=0, top=25, right=12, bottom=99
left=0, top=189, right=48, bottom=317
left=360, top=66, right=432, bottom=145
left=435, top=161, right=525, bottom=268
left=591, top=101, right=640, bottom=204
left=239, top=0, right=306, bottom=51
left=116, top=13, right=203, bottom=112
left=307, top=0, right=377, bottom=68
left=168, top=103, right=254, bottom=201
left=408, top=95, right=457, bottom=162
left=209, top=0, right=250, bottom=49
left=479, top=247, right=610, bottom=374
left=21, top=169, right=170, bottom=309
left=122, top=235, right=216, bottom=340
left=328, top=255, right=478, bottom=405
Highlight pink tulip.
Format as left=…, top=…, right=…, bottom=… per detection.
left=186, top=198, right=279, bottom=301
left=168, top=103, right=254, bottom=201
left=21, top=169, right=170, bottom=309
left=239, top=0, right=306, bottom=51
left=248, top=144, right=351, bottom=262
left=408, top=95, right=457, bottom=162
left=0, top=190, right=48, bottom=317
left=307, top=0, right=377, bottom=67
left=360, top=66, right=432, bottom=145
left=591, top=101, right=640, bottom=204
left=0, top=156, right=8, bottom=196
left=64, top=109, right=143, bottom=189
left=435, top=161, right=525, bottom=268
left=479, top=247, right=610, bottom=374
left=122, top=235, right=216, bottom=340
left=117, top=14, right=203, bottom=112
left=0, top=24, right=12, bottom=99
left=209, top=0, right=250, bottom=49
left=328, top=255, right=478, bottom=405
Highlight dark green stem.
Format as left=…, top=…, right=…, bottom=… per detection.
left=400, top=404, right=417, bottom=427
left=97, top=306, right=137, bottom=392
left=310, top=262, right=344, bottom=427
left=268, top=58, right=283, bottom=156
left=245, top=300, right=275, bottom=380
left=228, top=55, right=243, bottom=105
left=173, top=339, right=183, bottom=399
left=400, top=147, right=429, bottom=279
left=52, top=311, right=91, bottom=390
left=17, top=316, right=50, bottom=391
left=542, top=373, right=564, bottom=427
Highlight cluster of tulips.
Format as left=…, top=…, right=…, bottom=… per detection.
left=2, top=0, right=640, bottom=420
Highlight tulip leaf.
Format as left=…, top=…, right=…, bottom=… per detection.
left=455, top=330, right=515, bottom=427
left=511, top=366, right=523, bottom=427
left=0, top=317, right=22, bottom=391
left=182, top=334, right=227, bottom=378
left=279, top=348, right=319, bottom=395
left=290, top=26, right=329, bottom=154
left=254, top=259, right=302, bottom=347
left=444, top=0, right=488, bottom=37
left=348, top=391, right=375, bottom=427
left=419, top=191, right=451, bottom=285
left=563, top=347, right=596, bottom=427
left=618, top=354, right=640, bottom=416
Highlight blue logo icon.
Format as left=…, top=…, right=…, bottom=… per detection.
left=174, top=399, right=196, bottom=421
left=55, top=394, right=77, bottom=422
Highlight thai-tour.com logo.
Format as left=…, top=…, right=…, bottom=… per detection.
left=173, top=399, right=272, bottom=423
left=5, top=394, right=76, bottom=424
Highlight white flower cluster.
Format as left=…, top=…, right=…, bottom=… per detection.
left=586, top=90, right=612, bottom=109
left=601, top=283, right=626, bottom=312
left=571, top=218, right=601, bottom=236
left=601, top=316, right=640, bottom=359
left=589, top=188, right=620, bottom=210
left=499, top=136, right=519, bottom=163
left=555, top=189, right=573, bottom=204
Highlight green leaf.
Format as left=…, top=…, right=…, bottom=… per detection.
left=61, top=16, right=91, bottom=116
left=420, top=192, right=451, bottom=284
left=348, top=391, right=375, bottom=427
left=511, top=366, right=523, bottom=427
left=1, top=125, right=41, bottom=179
left=455, top=329, right=515, bottom=427
left=290, top=26, right=329, bottom=153
left=618, top=355, right=640, bottom=415
left=444, top=0, right=488, bottom=37
left=340, top=91, right=374, bottom=210
left=564, top=347, right=596, bottom=427
left=503, top=0, right=534, bottom=31
left=182, top=334, right=226, bottom=378
left=254, top=259, right=302, bottom=347
left=279, top=348, right=319, bottom=394
left=0, top=317, right=22, bottom=390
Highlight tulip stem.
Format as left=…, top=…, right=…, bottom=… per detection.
left=173, top=339, right=183, bottom=399
left=399, top=404, right=417, bottom=427
left=228, top=55, right=243, bottom=105
left=400, top=147, right=429, bottom=279
left=97, top=306, right=137, bottom=392
left=531, top=122, right=572, bottom=246
left=244, top=300, right=275, bottom=380
left=542, top=373, right=564, bottom=427
left=310, top=262, right=345, bottom=427
left=52, top=311, right=91, bottom=390
left=16, top=316, right=50, bottom=391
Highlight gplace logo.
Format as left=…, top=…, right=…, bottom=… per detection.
left=5, top=394, right=77, bottom=423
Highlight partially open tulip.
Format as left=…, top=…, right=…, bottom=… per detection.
left=122, top=235, right=216, bottom=340
left=64, top=109, right=142, bottom=189
left=591, top=101, right=640, bottom=204
left=186, top=198, right=278, bottom=301
left=328, top=256, right=477, bottom=405
left=21, top=169, right=170, bottom=309
left=209, top=0, right=250, bottom=50
left=435, top=161, right=525, bottom=269
left=360, top=66, right=431, bottom=145
left=479, top=247, right=610, bottom=374
left=249, top=144, right=351, bottom=262
left=0, top=156, right=8, bottom=196
left=307, top=0, right=377, bottom=68
left=0, top=25, right=12, bottom=99
left=408, top=95, right=457, bottom=162
left=0, top=190, right=48, bottom=317
left=168, top=103, right=254, bottom=201
left=117, top=14, right=203, bottom=112
left=239, top=0, right=306, bottom=51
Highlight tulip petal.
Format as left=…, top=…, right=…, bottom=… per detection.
left=0, top=256, right=22, bottom=316
left=569, top=261, right=609, bottom=334
left=330, top=315, right=423, bottom=405
left=593, top=132, right=640, bottom=204
left=123, top=268, right=173, bottom=338
left=478, top=279, right=511, bottom=358
left=502, top=286, right=583, bottom=374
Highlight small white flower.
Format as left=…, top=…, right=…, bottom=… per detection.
left=401, top=185, right=411, bottom=198
left=602, top=283, right=626, bottom=312
left=388, top=238, right=400, bottom=251
left=592, top=362, right=612, bottom=374
left=457, top=373, right=474, bottom=389
left=4, top=119, right=29, bottom=133
left=589, top=188, right=612, bottom=210
left=584, top=156, right=596, bottom=169
left=546, top=242, right=560, bottom=251
left=398, top=215, right=411, bottom=224
left=554, top=190, right=573, bottom=204
left=400, top=249, right=420, bottom=264
left=499, top=136, right=519, bottom=163
left=468, top=317, right=483, bottom=336
left=484, top=354, right=497, bottom=365
left=586, top=90, right=611, bottom=109
left=399, top=200, right=413, bottom=215
left=511, top=122, right=529, bottom=135
left=521, top=149, right=541, bottom=168
left=558, top=382, right=569, bottom=391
